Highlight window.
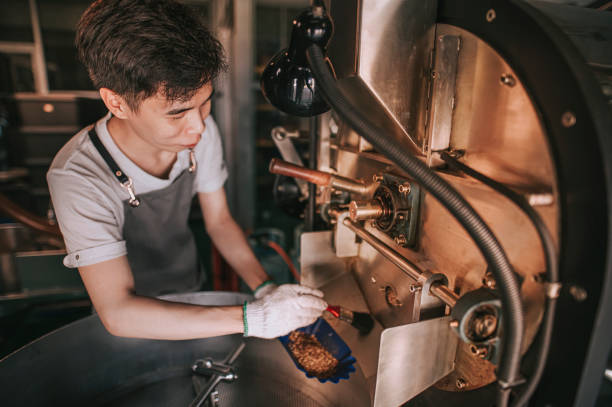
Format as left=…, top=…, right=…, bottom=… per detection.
left=0, top=2, right=34, bottom=43
left=38, top=0, right=93, bottom=91
left=0, top=53, right=35, bottom=93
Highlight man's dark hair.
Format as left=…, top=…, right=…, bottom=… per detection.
left=76, top=0, right=226, bottom=110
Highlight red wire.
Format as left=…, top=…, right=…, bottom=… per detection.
left=265, top=240, right=301, bottom=283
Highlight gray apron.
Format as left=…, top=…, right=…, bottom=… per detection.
left=89, top=128, right=201, bottom=297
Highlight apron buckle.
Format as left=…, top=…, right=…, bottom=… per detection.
left=188, top=149, right=197, bottom=173
left=121, top=178, right=141, bottom=207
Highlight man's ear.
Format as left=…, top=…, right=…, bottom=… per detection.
left=99, top=88, right=131, bottom=119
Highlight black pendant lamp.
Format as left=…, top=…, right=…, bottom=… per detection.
left=260, top=6, right=333, bottom=117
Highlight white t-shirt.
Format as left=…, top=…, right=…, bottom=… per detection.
left=47, top=112, right=228, bottom=268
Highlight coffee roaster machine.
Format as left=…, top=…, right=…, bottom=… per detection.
left=263, top=0, right=612, bottom=406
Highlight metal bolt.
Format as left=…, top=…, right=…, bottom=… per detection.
left=486, top=9, right=496, bottom=22
left=431, top=71, right=438, bottom=79
left=482, top=271, right=496, bottom=289
left=456, top=378, right=467, bottom=389
left=394, top=234, right=408, bottom=247
left=372, top=174, right=384, bottom=183
left=409, top=284, right=422, bottom=294
left=398, top=183, right=411, bottom=194
left=500, top=73, right=516, bottom=87
left=562, top=111, right=576, bottom=128
left=569, top=285, right=587, bottom=302
left=449, top=320, right=459, bottom=328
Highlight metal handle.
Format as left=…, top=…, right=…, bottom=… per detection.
left=342, top=216, right=458, bottom=307
left=189, top=342, right=245, bottom=407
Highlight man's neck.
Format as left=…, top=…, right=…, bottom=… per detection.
left=106, top=116, right=177, bottom=179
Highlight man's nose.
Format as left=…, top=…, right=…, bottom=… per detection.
left=186, top=110, right=205, bottom=134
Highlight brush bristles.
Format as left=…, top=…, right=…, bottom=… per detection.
left=351, top=312, right=374, bottom=335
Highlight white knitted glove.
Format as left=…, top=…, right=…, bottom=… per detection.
left=244, top=284, right=327, bottom=339
left=253, top=281, right=278, bottom=299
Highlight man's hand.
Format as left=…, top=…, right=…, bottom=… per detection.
left=244, top=284, right=327, bottom=339
left=253, top=281, right=278, bottom=299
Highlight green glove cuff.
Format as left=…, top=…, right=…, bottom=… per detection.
left=242, top=301, right=249, bottom=337
left=253, top=280, right=274, bottom=296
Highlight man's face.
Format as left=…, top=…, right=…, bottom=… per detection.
left=123, top=82, right=214, bottom=153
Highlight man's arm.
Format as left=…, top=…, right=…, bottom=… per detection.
left=198, top=187, right=270, bottom=291
left=79, top=256, right=244, bottom=339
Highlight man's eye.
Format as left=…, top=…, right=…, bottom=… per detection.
left=169, top=115, right=184, bottom=120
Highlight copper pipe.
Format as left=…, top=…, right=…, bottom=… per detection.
left=0, top=193, right=61, bottom=237
left=342, top=217, right=459, bottom=308
left=269, top=158, right=331, bottom=186
left=269, top=158, right=377, bottom=196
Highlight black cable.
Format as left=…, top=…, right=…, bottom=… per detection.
left=306, top=116, right=319, bottom=231
left=306, top=44, right=524, bottom=406
left=440, top=152, right=559, bottom=407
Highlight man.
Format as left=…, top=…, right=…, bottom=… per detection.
left=47, top=0, right=326, bottom=340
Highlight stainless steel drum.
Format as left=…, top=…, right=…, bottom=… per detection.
left=0, top=292, right=370, bottom=406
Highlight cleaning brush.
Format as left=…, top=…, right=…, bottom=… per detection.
left=325, top=305, right=374, bottom=335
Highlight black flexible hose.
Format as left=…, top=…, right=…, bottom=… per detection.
left=440, top=152, right=559, bottom=407
left=306, top=44, right=524, bottom=406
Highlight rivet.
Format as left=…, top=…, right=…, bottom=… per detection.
left=456, top=378, right=467, bottom=389
left=500, top=73, right=516, bottom=87
left=562, top=111, right=576, bottom=128
left=42, top=103, right=55, bottom=113
left=116, top=170, right=122, bottom=177
left=486, top=9, right=496, bottom=22
left=371, top=276, right=377, bottom=284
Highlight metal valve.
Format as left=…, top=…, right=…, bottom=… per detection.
left=349, top=200, right=386, bottom=221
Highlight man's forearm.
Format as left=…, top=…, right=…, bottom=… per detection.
left=102, top=295, right=244, bottom=339
left=206, top=217, right=270, bottom=290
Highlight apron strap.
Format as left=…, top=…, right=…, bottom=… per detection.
left=88, top=128, right=141, bottom=207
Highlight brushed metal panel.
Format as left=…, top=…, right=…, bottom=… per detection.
left=441, top=23, right=557, bottom=189
left=373, top=316, right=457, bottom=407
left=359, top=0, right=437, bottom=148
left=428, top=34, right=461, bottom=152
